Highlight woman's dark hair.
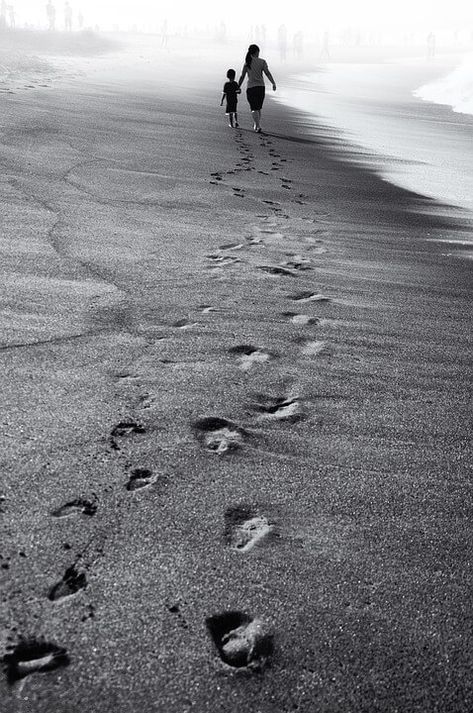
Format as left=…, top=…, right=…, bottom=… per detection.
left=245, top=44, right=260, bottom=67
left=226, top=68, right=236, bottom=80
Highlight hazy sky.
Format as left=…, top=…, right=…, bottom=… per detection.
left=14, top=0, right=473, bottom=33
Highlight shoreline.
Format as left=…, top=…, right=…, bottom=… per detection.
left=1, top=49, right=472, bottom=712
left=274, top=55, right=473, bottom=220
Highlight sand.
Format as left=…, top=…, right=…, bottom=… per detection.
left=1, top=36, right=472, bottom=713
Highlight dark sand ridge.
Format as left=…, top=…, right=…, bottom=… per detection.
left=0, top=47, right=472, bottom=712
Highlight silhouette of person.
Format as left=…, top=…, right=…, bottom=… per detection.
left=77, top=9, right=83, bottom=29
left=0, top=0, right=7, bottom=29
left=7, top=2, right=14, bottom=28
left=161, top=18, right=168, bottom=47
left=46, top=1, right=56, bottom=30
left=238, top=44, right=276, bottom=133
left=219, top=20, right=226, bottom=43
left=320, top=31, right=330, bottom=59
left=277, top=24, right=287, bottom=61
left=293, top=30, right=303, bottom=59
left=427, top=31, right=436, bottom=59
left=220, top=68, right=241, bottom=128
left=64, top=1, right=72, bottom=31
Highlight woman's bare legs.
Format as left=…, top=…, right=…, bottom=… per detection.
left=251, top=109, right=261, bottom=131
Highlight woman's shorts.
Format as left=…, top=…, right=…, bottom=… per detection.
left=246, top=86, right=265, bottom=111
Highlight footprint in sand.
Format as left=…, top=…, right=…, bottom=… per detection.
left=246, top=236, right=264, bottom=246
left=289, top=291, right=330, bottom=303
left=125, top=468, right=156, bottom=491
left=257, top=265, right=297, bottom=277
left=206, top=253, right=241, bottom=268
left=3, top=640, right=70, bottom=685
left=296, top=339, right=327, bottom=356
left=256, top=229, right=285, bottom=241
left=167, top=601, right=189, bottom=630
left=51, top=498, right=97, bottom=518
left=48, top=564, right=87, bottom=602
left=172, top=318, right=198, bottom=329
left=224, top=506, right=274, bottom=552
left=284, top=255, right=312, bottom=271
left=110, top=421, right=145, bottom=450
left=229, top=345, right=272, bottom=371
left=206, top=612, right=273, bottom=670
left=199, top=305, right=218, bottom=314
left=210, top=172, right=223, bottom=181
left=193, top=417, right=247, bottom=455
left=219, top=242, right=244, bottom=251
left=282, top=312, right=319, bottom=326
left=252, top=395, right=304, bottom=422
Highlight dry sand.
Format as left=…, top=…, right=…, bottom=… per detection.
left=1, top=36, right=472, bottom=712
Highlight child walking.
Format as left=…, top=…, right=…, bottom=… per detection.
left=220, top=69, right=241, bottom=128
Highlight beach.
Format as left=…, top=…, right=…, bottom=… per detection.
left=1, top=35, right=472, bottom=712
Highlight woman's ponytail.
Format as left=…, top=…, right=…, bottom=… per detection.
left=245, top=44, right=259, bottom=68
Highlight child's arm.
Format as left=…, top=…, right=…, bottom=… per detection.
left=220, top=91, right=226, bottom=106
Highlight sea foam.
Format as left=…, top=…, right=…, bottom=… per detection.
left=414, top=53, right=473, bottom=116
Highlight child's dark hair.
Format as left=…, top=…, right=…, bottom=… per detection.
left=226, top=68, right=236, bottom=80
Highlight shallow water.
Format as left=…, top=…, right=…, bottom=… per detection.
left=276, top=56, right=473, bottom=221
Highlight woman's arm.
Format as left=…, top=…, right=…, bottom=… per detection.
left=263, top=62, right=277, bottom=91
left=238, top=65, right=248, bottom=88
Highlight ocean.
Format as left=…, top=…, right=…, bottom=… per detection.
left=275, top=54, right=473, bottom=233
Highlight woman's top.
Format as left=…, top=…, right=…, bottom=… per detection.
left=241, top=57, right=271, bottom=88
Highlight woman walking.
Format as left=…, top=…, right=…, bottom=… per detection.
left=238, top=44, right=276, bottom=133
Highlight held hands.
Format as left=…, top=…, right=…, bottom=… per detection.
left=272, top=83, right=277, bottom=92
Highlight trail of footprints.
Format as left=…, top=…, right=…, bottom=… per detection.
left=3, top=132, right=337, bottom=688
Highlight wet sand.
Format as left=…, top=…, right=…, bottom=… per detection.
left=1, top=44, right=472, bottom=712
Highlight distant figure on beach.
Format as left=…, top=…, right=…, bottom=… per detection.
left=64, top=1, right=72, bottom=31
left=427, top=32, right=436, bottom=59
left=217, top=20, right=226, bottom=43
left=293, top=30, right=304, bottom=59
left=161, top=18, right=168, bottom=47
left=220, top=68, right=241, bottom=128
left=77, top=9, right=83, bottom=29
left=238, top=44, right=276, bottom=133
left=46, top=1, right=56, bottom=30
left=277, top=24, right=287, bottom=61
left=0, top=0, right=6, bottom=29
left=320, top=31, right=330, bottom=59
left=7, top=3, right=14, bottom=28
